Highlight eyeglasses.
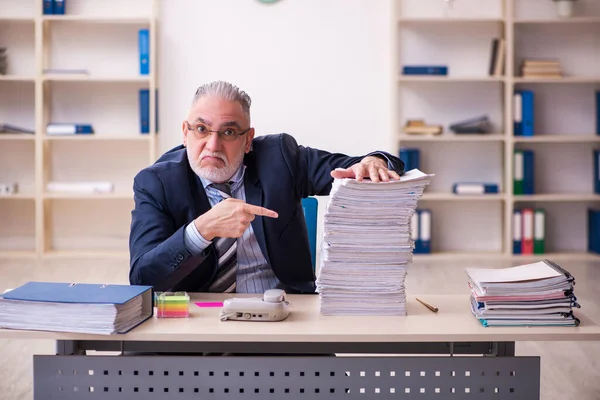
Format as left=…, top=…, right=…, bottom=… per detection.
left=185, top=121, right=251, bottom=142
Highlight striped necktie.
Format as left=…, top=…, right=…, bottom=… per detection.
left=207, top=182, right=238, bottom=293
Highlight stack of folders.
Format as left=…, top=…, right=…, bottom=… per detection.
left=0, top=282, right=153, bottom=335
left=316, top=168, right=433, bottom=316
left=466, top=260, right=580, bottom=327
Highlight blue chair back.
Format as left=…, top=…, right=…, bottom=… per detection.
left=301, top=197, right=318, bottom=270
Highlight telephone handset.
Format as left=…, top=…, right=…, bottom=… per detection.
left=219, top=289, right=290, bottom=322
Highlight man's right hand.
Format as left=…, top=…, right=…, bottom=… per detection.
left=194, top=198, right=278, bottom=241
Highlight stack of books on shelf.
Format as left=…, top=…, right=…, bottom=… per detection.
left=513, top=208, right=545, bottom=255
left=520, top=59, right=562, bottom=79
left=403, top=120, right=442, bottom=136
left=467, top=260, right=580, bottom=327
left=316, top=169, right=433, bottom=315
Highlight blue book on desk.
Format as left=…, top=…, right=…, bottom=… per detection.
left=402, top=65, right=448, bottom=76
left=0, top=282, right=153, bottom=334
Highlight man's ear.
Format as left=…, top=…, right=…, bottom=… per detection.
left=182, top=121, right=188, bottom=147
left=245, top=128, right=255, bottom=153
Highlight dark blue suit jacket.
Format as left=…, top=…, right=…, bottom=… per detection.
left=129, top=133, right=404, bottom=293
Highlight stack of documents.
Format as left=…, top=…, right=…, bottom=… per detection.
left=316, top=169, right=433, bottom=315
left=0, top=282, right=153, bottom=335
left=466, top=259, right=580, bottom=327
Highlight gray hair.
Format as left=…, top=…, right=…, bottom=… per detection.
left=192, top=81, right=251, bottom=118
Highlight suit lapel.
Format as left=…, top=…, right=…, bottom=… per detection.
left=244, top=160, right=270, bottom=264
left=186, top=163, right=211, bottom=217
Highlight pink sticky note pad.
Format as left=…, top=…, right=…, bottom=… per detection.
left=195, top=302, right=223, bottom=308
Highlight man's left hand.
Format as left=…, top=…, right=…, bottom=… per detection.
left=330, top=156, right=401, bottom=182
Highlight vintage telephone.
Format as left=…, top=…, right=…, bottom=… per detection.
left=219, top=289, right=290, bottom=322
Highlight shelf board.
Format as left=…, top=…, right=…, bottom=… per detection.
left=42, top=15, right=151, bottom=24
left=0, top=17, right=35, bottom=23
left=513, top=194, right=600, bottom=202
left=398, top=76, right=504, bottom=82
left=43, top=74, right=151, bottom=83
left=44, top=134, right=151, bottom=141
left=511, top=252, right=600, bottom=261
left=513, top=76, right=600, bottom=83
left=0, top=193, right=36, bottom=200
left=413, top=251, right=600, bottom=261
left=514, top=17, right=600, bottom=24
left=399, top=134, right=505, bottom=142
left=0, top=75, right=35, bottom=82
left=0, top=250, right=37, bottom=259
left=398, top=17, right=504, bottom=23
left=421, top=193, right=505, bottom=201
left=0, top=134, right=35, bottom=140
left=513, top=135, right=600, bottom=143
left=43, top=192, right=134, bottom=200
left=413, top=252, right=506, bottom=261
left=42, top=250, right=130, bottom=259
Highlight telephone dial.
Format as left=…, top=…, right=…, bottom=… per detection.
left=219, top=289, right=290, bottom=322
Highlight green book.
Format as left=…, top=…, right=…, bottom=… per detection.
left=513, top=150, right=524, bottom=195
left=534, top=208, right=545, bottom=254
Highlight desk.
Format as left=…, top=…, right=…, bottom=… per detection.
left=2, top=294, right=599, bottom=399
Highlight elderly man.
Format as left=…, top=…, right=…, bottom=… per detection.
left=129, top=81, right=404, bottom=294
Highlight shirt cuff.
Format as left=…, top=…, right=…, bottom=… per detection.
left=184, top=221, right=211, bottom=256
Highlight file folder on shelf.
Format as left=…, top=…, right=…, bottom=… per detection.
left=0, top=282, right=153, bottom=335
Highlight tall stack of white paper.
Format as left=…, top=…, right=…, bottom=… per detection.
left=316, top=169, right=433, bottom=316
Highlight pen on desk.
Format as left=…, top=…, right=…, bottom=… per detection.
left=416, top=297, right=439, bottom=313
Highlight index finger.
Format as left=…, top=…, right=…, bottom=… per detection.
left=244, top=204, right=279, bottom=218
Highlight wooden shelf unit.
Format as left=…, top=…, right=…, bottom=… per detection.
left=0, top=0, right=158, bottom=259
left=393, top=0, right=600, bottom=260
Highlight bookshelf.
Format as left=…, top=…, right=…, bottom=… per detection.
left=393, top=0, right=600, bottom=260
left=0, top=0, right=158, bottom=259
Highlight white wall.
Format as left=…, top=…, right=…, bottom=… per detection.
left=157, top=0, right=395, bottom=156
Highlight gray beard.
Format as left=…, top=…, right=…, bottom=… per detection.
left=187, top=149, right=244, bottom=184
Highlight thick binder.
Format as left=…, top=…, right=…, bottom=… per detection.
left=513, top=150, right=524, bottom=195
left=594, top=149, right=599, bottom=194
left=54, top=0, right=66, bottom=14
left=534, top=209, right=545, bottom=254
left=513, top=210, right=522, bottom=254
left=0, top=282, right=153, bottom=334
left=139, top=29, right=150, bottom=75
left=43, top=0, right=53, bottom=14
left=402, top=65, right=448, bottom=76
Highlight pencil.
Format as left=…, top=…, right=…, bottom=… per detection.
left=416, top=297, right=439, bottom=313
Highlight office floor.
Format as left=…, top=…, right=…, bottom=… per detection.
left=0, top=257, right=599, bottom=400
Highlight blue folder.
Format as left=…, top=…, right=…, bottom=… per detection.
left=1, top=282, right=152, bottom=305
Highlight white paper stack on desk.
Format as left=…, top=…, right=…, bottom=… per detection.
left=316, top=168, right=433, bottom=316
left=466, top=259, right=580, bottom=327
